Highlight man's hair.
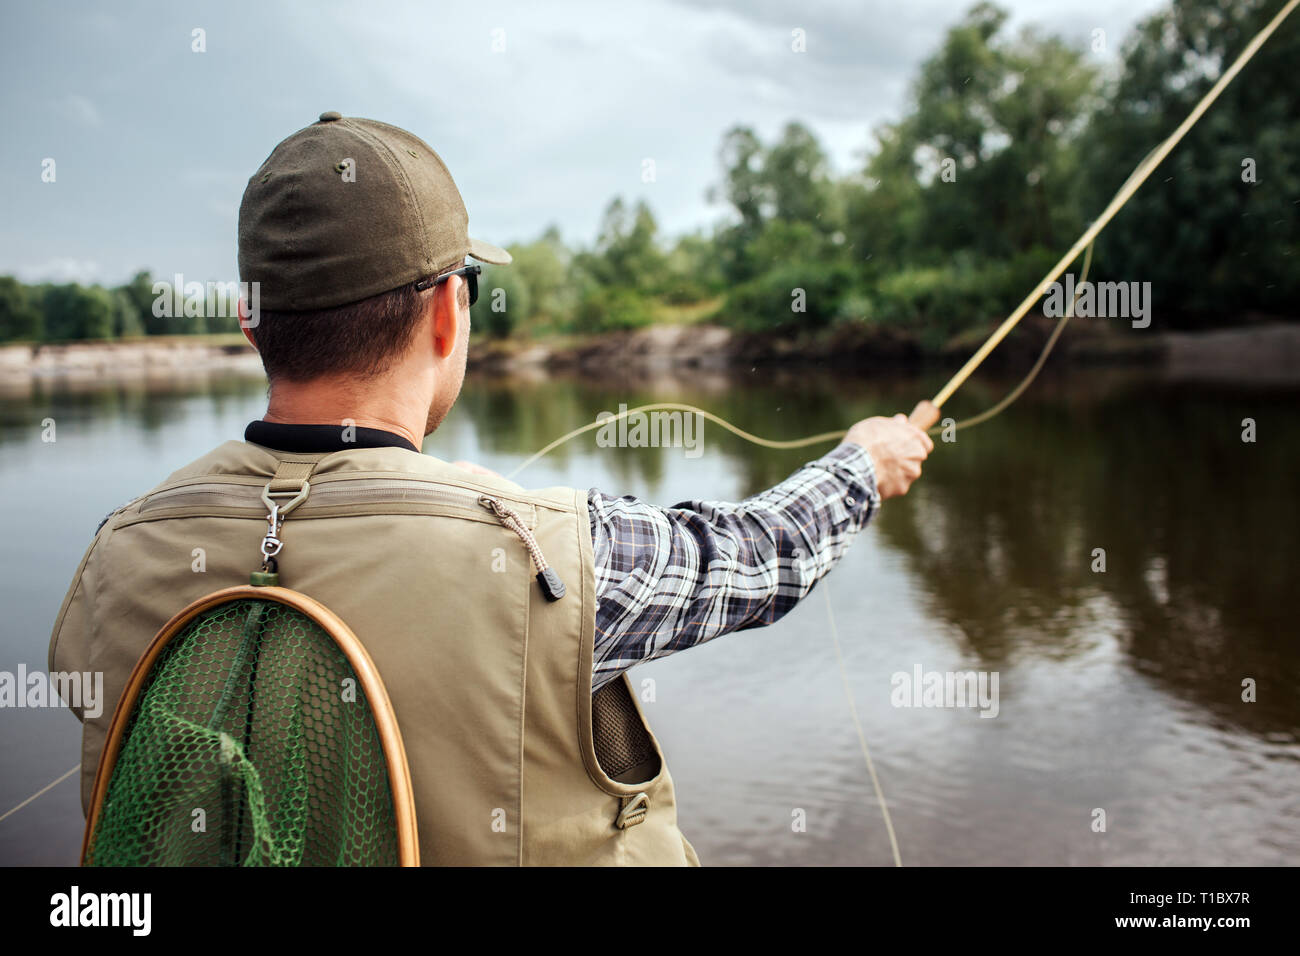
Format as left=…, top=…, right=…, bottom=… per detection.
left=250, top=267, right=468, bottom=382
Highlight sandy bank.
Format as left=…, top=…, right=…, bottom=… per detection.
left=0, top=340, right=263, bottom=382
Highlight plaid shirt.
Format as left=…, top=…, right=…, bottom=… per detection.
left=586, top=442, right=880, bottom=691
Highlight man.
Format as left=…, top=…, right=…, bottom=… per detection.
left=49, top=113, right=932, bottom=866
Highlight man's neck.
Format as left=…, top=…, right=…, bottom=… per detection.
left=263, top=378, right=426, bottom=450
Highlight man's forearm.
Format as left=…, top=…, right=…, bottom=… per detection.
left=586, top=442, right=880, bottom=691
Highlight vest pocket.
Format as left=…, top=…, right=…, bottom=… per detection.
left=591, top=678, right=661, bottom=784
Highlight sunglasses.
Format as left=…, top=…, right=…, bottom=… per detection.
left=415, top=264, right=481, bottom=306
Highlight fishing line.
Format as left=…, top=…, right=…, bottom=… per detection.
left=824, top=583, right=902, bottom=866
left=500, top=0, right=1296, bottom=864
left=506, top=404, right=844, bottom=480
left=6, top=0, right=1294, bottom=864
left=503, top=239, right=1092, bottom=469
left=943, top=240, right=1093, bottom=435
left=0, top=764, right=78, bottom=826
left=927, top=0, right=1299, bottom=415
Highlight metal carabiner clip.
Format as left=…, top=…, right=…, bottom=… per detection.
left=260, top=502, right=284, bottom=559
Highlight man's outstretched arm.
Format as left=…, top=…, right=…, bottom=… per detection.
left=588, top=414, right=933, bottom=691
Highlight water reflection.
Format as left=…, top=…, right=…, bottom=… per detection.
left=877, top=380, right=1300, bottom=740
left=0, top=371, right=268, bottom=441
left=0, top=364, right=1296, bottom=865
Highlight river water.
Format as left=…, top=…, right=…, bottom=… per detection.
left=1, top=364, right=1296, bottom=865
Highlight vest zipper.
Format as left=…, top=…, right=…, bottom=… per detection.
left=478, top=496, right=567, bottom=602
left=139, top=479, right=518, bottom=515
left=133, top=479, right=567, bottom=602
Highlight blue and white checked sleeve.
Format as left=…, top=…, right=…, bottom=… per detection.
left=586, top=442, right=880, bottom=692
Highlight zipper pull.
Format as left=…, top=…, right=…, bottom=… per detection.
left=479, top=496, right=567, bottom=602
left=536, top=567, right=567, bottom=602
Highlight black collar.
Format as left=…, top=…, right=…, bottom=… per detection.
left=245, top=420, right=419, bottom=454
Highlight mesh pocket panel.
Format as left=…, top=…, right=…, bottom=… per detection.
left=592, top=678, right=659, bottom=783
left=85, top=598, right=400, bottom=866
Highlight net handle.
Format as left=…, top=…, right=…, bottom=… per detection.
left=81, top=585, right=420, bottom=867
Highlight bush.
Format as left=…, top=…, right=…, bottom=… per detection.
left=722, top=260, right=854, bottom=332
left=0, top=277, right=43, bottom=342
left=111, top=289, right=146, bottom=338
left=866, top=248, right=1060, bottom=348
left=471, top=266, right=531, bottom=339
left=573, top=287, right=656, bottom=333
left=871, top=266, right=966, bottom=327
left=41, top=284, right=115, bottom=341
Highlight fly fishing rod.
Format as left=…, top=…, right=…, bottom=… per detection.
left=906, top=0, right=1299, bottom=433
left=508, top=0, right=1298, bottom=481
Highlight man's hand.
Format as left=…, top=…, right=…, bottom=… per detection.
left=843, top=414, right=934, bottom=499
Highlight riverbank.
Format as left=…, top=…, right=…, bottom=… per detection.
left=467, top=318, right=1300, bottom=384
left=2, top=321, right=1297, bottom=386
left=0, top=337, right=262, bottom=382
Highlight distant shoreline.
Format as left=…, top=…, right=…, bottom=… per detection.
left=2, top=322, right=1297, bottom=387
left=466, top=319, right=1300, bottom=386
left=0, top=337, right=263, bottom=383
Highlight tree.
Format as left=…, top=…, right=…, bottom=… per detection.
left=471, top=265, right=531, bottom=339
left=843, top=122, right=926, bottom=276
left=41, top=284, right=116, bottom=341
left=0, top=277, right=43, bottom=342
left=899, top=2, right=1097, bottom=260
left=764, top=122, right=836, bottom=228
left=1082, top=0, right=1300, bottom=322
left=711, top=126, right=772, bottom=283
left=711, top=122, right=841, bottom=283
left=111, top=288, right=145, bottom=338
left=507, top=228, right=573, bottom=323
left=662, top=232, right=723, bottom=304
left=577, top=198, right=666, bottom=294
left=117, top=270, right=167, bottom=335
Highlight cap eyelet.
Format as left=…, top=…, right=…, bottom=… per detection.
left=406, top=148, right=419, bottom=158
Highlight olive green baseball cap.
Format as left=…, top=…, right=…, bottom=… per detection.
left=238, top=111, right=511, bottom=312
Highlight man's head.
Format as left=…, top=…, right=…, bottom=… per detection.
left=236, top=112, right=509, bottom=437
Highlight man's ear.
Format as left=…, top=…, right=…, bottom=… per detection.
left=430, top=276, right=462, bottom=359
left=237, top=298, right=257, bottom=350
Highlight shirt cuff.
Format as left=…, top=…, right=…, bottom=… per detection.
left=816, top=442, right=882, bottom=527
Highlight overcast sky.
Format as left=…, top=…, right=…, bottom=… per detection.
left=0, top=0, right=1167, bottom=287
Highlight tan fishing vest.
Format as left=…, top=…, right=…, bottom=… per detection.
left=48, top=440, right=700, bottom=866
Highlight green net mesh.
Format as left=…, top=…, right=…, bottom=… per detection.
left=84, top=597, right=401, bottom=866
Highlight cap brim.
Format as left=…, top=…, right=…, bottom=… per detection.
left=469, top=237, right=512, bottom=265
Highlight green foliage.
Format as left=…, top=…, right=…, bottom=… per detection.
left=1082, top=0, right=1300, bottom=321
left=661, top=233, right=723, bottom=305
left=1, top=0, right=1289, bottom=347
left=712, top=122, right=842, bottom=285
left=876, top=2, right=1098, bottom=260
left=868, top=248, right=1059, bottom=347
left=505, top=227, right=573, bottom=324
left=119, top=270, right=165, bottom=336
left=574, top=287, right=656, bottom=333
left=41, top=284, right=115, bottom=341
left=0, top=277, right=43, bottom=342
left=724, top=261, right=854, bottom=333
left=0, top=269, right=233, bottom=344
left=576, top=198, right=667, bottom=295
left=111, top=288, right=146, bottom=338
left=472, top=265, right=532, bottom=339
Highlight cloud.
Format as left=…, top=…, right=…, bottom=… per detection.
left=12, top=258, right=105, bottom=284
left=0, top=0, right=1170, bottom=286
